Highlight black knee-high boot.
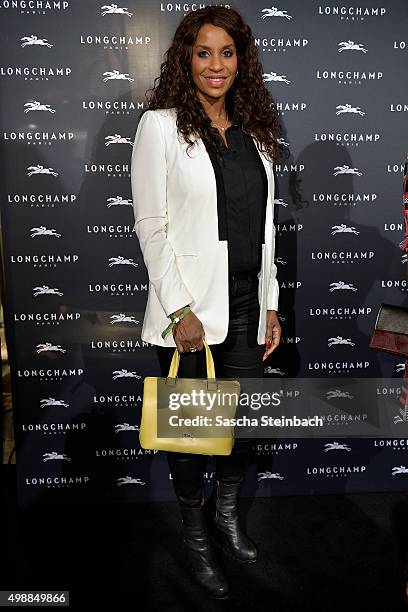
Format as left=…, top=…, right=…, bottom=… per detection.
left=206, top=439, right=258, bottom=563
left=167, top=452, right=230, bottom=599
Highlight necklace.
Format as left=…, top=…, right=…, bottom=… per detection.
left=210, top=114, right=229, bottom=131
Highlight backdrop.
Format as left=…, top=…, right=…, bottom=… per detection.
left=0, top=0, right=407, bottom=507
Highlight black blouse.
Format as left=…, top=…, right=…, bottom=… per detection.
left=205, top=122, right=268, bottom=276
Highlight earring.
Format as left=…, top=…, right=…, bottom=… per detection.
left=235, top=69, right=239, bottom=76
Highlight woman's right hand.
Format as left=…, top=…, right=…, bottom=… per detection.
left=171, top=309, right=205, bottom=353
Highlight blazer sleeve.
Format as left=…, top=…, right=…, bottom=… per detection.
left=266, top=223, right=279, bottom=311
left=266, top=165, right=279, bottom=311
left=131, top=110, right=194, bottom=317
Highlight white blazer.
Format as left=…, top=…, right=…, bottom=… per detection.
left=130, top=108, right=279, bottom=348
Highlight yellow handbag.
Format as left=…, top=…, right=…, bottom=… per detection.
left=139, top=340, right=240, bottom=455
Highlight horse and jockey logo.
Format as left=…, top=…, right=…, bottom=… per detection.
left=33, top=285, right=63, bottom=296
left=101, top=4, right=133, bottom=17
left=333, top=165, right=363, bottom=176
left=257, top=471, right=285, bottom=480
left=327, top=336, right=355, bottom=347
left=107, top=196, right=133, bottom=208
left=43, top=452, right=71, bottom=462
left=261, top=7, right=292, bottom=20
left=27, top=165, right=59, bottom=177
left=117, top=476, right=146, bottom=486
left=30, top=226, right=61, bottom=238
left=24, top=101, right=56, bottom=114
left=263, top=72, right=291, bottom=84
left=331, top=224, right=360, bottom=235
left=324, top=442, right=351, bottom=452
left=21, top=35, right=53, bottom=47
left=105, top=134, right=133, bottom=146
left=336, top=104, right=365, bottom=116
left=338, top=41, right=368, bottom=53
left=329, top=281, right=358, bottom=292
left=103, top=70, right=134, bottom=83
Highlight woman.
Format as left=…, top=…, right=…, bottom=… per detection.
left=131, top=6, right=281, bottom=599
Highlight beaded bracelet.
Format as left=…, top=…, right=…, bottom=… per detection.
left=161, top=305, right=192, bottom=340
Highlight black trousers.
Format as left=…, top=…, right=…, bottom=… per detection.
left=156, top=272, right=264, bottom=507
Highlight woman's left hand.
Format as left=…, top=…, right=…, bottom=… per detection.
left=262, top=310, right=281, bottom=361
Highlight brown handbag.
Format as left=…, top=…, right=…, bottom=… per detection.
left=369, top=303, right=408, bottom=358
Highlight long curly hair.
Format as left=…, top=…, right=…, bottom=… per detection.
left=144, top=6, right=281, bottom=162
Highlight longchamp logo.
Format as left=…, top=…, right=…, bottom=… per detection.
left=115, top=423, right=140, bottom=432
left=102, top=69, right=134, bottom=83
left=0, top=65, right=71, bottom=79
left=327, top=336, right=356, bottom=347
left=87, top=224, right=134, bottom=238
left=336, top=104, right=365, bottom=116
left=276, top=222, right=302, bottom=233
left=105, top=133, right=133, bottom=146
left=0, top=1, right=70, bottom=13
left=106, top=196, right=133, bottom=208
left=392, top=466, right=408, bottom=476
left=394, top=41, right=408, bottom=50
left=324, top=442, right=351, bottom=452
left=24, top=99, right=55, bottom=113
left=112, top=368, right=141, bottom=380
left=4, top=129, right=74, bottom=144
left=108, top=255, right=138, bottom=268
left=333, top=165, right=363, bottom=176
left=314, top=132, right=380, bottom=146
left=390, top=103, right=408, bottom=112
left=21, top=34, right=53, bottom=47
left=317, top=6, right=387, bottom=20
left=110, top=314, right=139, bottom=324
left=329, top=281, right=358, bottom=292
left=10, top=253, right=79, bottom=268
left=375, top=439, right=408, bottom=448
left=7, top=193, right=76, bottom=207
left=30, top=226, right=61, bottom=238
left=25, top=475, right=90, bottom=488
left=306, top=464, right=366, bottom=477
left=316, top=70, right=383, bottom=85
left=90, top=338, right=148, bottom=353
left=84, top=162, right=130, bottom=177
left=14, top=310, right=80, bottom=325
left=257, top=471, right=285, bottom=480
left=263, top=71, right=290, bottom=84
left=40, top=397, right=69, bottom=408
left=264, top=366, right=285, bottom=375
left=307, top=361, right=370, bottom=373
left=272, top=101, right=307, bottom=115
left=331, top=223, right=360, bottom=235
left=312, top=193, right=377, bottom=206
left=88, top=282, right=147, bottom=297
left=159, top=2, right=230, bottom=13
left=261, top=7, right=292, bottom=20
left=16, top=367, right=84, bottom=381
left=309, top=306, right=372, bottom=321
left=43, top=451, right=70, bottom=462
left=380, top=279, right=408, bottom=291
left=82, top=99, right=145, bottom=114
left=277, top=137, right=290, bottom=147
left=387, top=164, right=405, bottom=173
left=101, top=4, right=133, bottom=17
left=36, top=342, right=66, bottom=354
left=96, top=448, right=157, bottom=458
left=27, top=164, right=58, bottom=176
left=256, top=442, right=298, bottom=455
left=311, top=250, right=374, bottom=264
left=338, top=40, right=367, bottom=53
left=34, top=285, right=63, bottom=296
left=22, top=422, right=87, bottom=434
left=316, top=412, right=368, bottom=424
left=384, top=222, right=403, bottom=232
left=255, top=37, right=308, bottom=53
left=93, top=393, right=142, bottom=407
left=80, top=34, right=151, bottom=48
left=117, top=477, right=146, bottom=486
left=274, top=163, right=305, bottom=175
left=326, top=389, right=354, bottom=400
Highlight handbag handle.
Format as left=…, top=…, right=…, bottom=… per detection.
left=167, top=339, right=215, bottom=379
